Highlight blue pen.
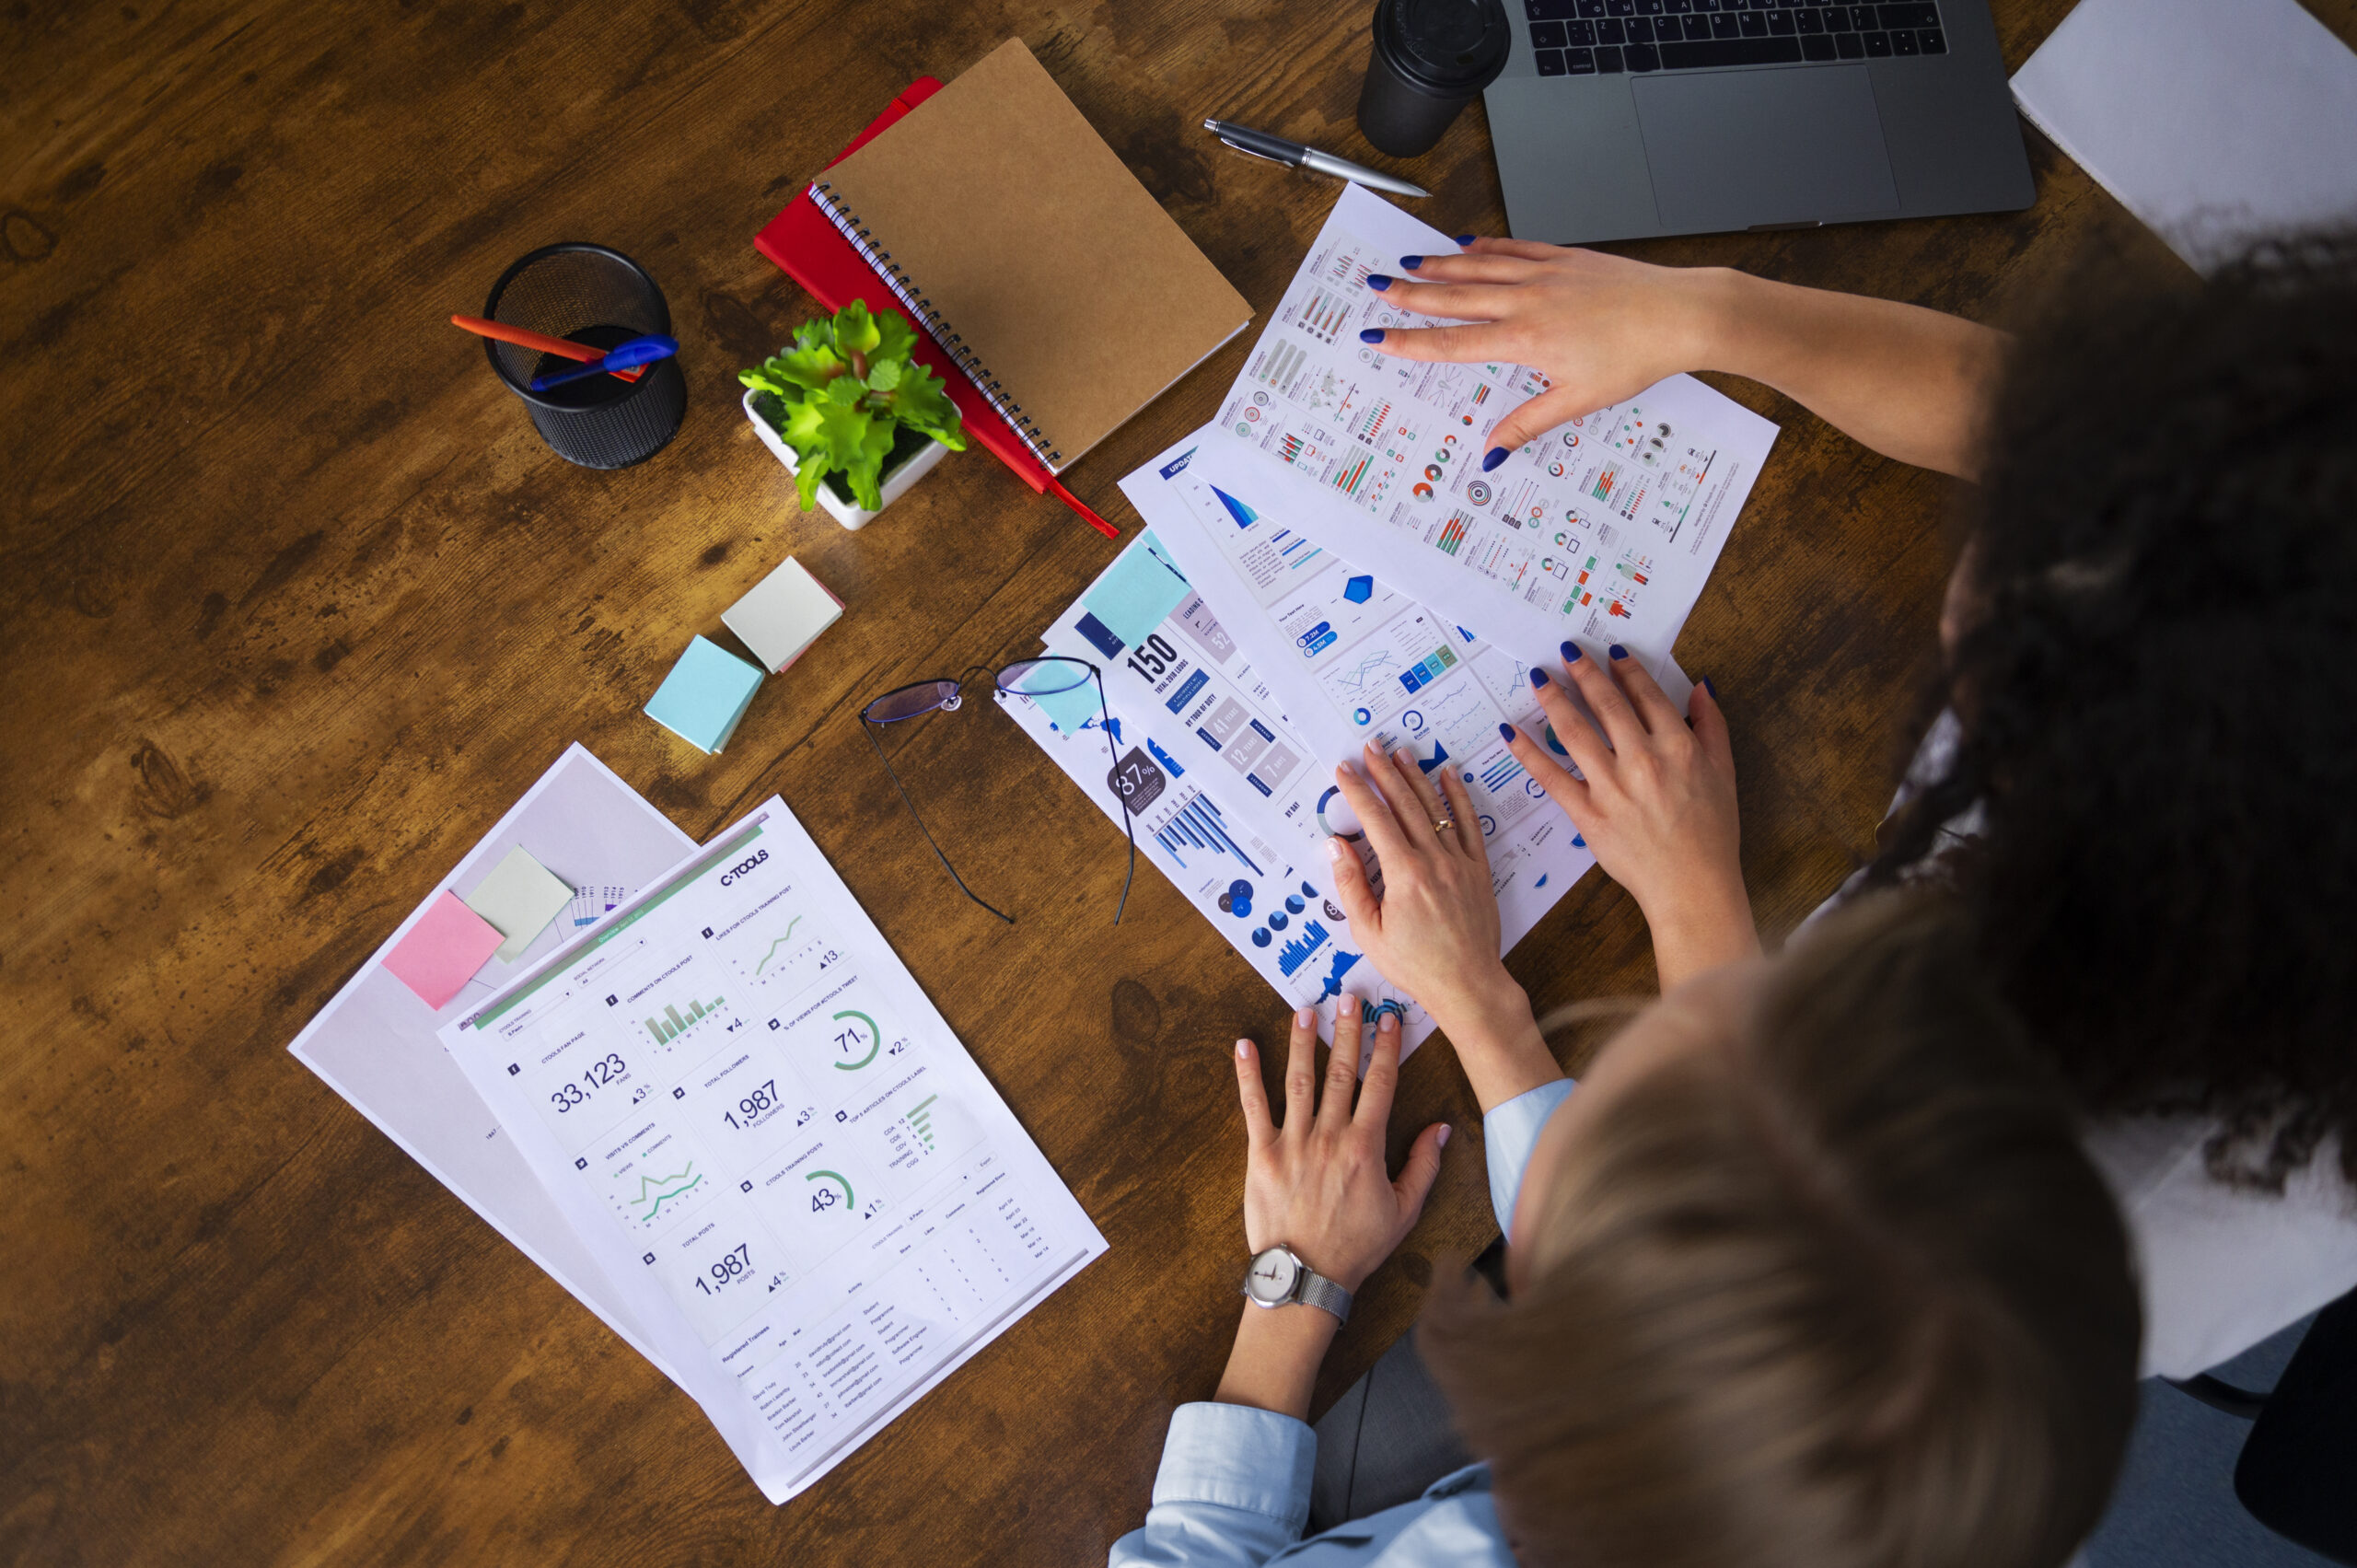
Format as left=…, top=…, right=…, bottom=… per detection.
left=528, top=334, right=679, bottom=391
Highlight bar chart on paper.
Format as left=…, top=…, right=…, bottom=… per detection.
left=644, top=993, right=726, bottom=1045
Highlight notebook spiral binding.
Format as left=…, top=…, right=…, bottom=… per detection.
left=807, top=181, right=1065, bottom=470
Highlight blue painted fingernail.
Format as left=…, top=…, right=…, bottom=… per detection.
left=1481, top=447, right=1507, bottom=472
left=1359, top=328, right=1385, bottom=343
left=1560, top=641, right=1582, bottom=664
left=1367, top=273, right=1394, bottom=291
left=1498, top=722, right=1516, bottom=742
left=1701, top=675, right=1717, bottom=697
left=1455, top=233, right=1477, bottom=244
left=1401, top=255, right=1424, bottom=270
left=1528, top=668, right=1549, bottom=688
left=1608, top=644, right=1628, bottom=660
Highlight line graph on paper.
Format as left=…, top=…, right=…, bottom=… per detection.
left=753, top=918, right=803, bottom=974
left=1325, top=649, right=1403, bottom=695
left=601, top=1144, right=717, bottom=1233
left=633, top=1164, right=702, bottom=1222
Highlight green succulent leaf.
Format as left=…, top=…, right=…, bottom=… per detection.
left=842, top=414, right=896, bottom=511
left=822, top=374, right=865, bottom=407
left=832, top=299, right=882, bottom=358
left=889, top=364, right=968, bottom=450
left=871, top=310, right=919, bottom=366
left=781, top=396, right=885, bottom=511
left=865, top=357, right=904, bottom=393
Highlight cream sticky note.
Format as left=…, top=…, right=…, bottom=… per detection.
left=722, top=557, right=844, bottom=674
left=463, top=845, right=575, bottom=963
left=384, top=891, right=506, bottom=1009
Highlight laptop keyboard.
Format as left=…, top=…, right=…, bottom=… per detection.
left=1525, top=0, right=1945, bottom=75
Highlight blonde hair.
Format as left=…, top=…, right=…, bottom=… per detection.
left=1422, top=894, right=2140, bottom=1568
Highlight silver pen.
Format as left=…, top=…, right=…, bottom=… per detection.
left=1202, top=119, right=1431, bottom=200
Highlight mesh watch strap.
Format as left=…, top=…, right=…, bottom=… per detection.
left=1296, top=1269, right=1353, bottom=1323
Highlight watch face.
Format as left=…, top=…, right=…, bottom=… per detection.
left=1245, top=1248, right=1300, bottom=1306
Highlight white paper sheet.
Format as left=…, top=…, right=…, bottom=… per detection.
left=286, top=744, right=697, bottom=1382
left=1116, top=439, right=1619, bottom=956
left=1196, top=184, right=1778, bottom=677
left=440, top=797, right=1106, bottom=1504
left=2012, top=0, right=2357, bottom=274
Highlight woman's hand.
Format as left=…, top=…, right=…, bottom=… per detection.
left=1214, top=1006, right=1449, bottom=1420
left=1234, top=1005, right=1448, bottom=1292
left=1364, top=239, right=2009, bottom=479
left=1364, top=239, right=1725, bottom=462
left=1504, top=647, right=1759, bottom=989
left=1327, top=744, right=1562, bottom=1110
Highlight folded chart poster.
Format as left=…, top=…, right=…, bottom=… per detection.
left=441, top=798, right=1105, bottom=1503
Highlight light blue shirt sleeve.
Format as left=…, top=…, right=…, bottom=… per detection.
left=1484, top=1078, right=1577, bottom=1237
left=1108, top=1400, right=1316, bottom=1567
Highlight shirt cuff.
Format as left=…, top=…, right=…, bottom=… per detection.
left=1486, top=1078, right=1577, bottom=1236
left=1151, top=1400, right=1317, bottom=1530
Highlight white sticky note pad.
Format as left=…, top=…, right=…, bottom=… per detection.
left=463, top=845, right=575, bottom=963
left=722, top=557, right=843, bottom=674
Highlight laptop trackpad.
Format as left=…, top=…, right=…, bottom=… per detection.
left=1631, top=66, right=1900, bottom=230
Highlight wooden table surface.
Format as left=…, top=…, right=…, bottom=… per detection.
left=3, top=0, right=2261, bottom=1560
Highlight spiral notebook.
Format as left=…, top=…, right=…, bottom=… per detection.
left=808, top=39, right=1251, bottom=471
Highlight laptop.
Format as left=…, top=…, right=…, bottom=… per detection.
left=1484, top=0, right=2034, bottom=242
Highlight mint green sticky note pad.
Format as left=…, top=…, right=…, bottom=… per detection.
left=464, top=845, right=575, bottom=963
left=1029, top=679, right=1102, bottom=736
left=645, top=635, right=764, bottom=753
left=1080, top=529, right=1190, bottom=648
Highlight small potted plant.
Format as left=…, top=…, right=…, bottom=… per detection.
left=739, top=301, right=965, bottom=529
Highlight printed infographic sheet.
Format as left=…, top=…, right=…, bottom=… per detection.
left=1200, top=183, right=1779, bottom=676
left=442, top=799, right=1104, bottom=1504
left=1005, top=534, right=1432, bottom=1051
left=999, top=675, right=1429, bottom=1057
left=1115, top=441, right=1623, bottom=954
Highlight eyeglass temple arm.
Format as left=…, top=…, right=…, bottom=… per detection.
left=1093, top=665, right=1135, bottom=927
left=860, top=714, right=1016, bottom=925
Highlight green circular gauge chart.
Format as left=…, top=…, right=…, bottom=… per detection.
left=805, top=1168, right=854, bottom=1212
left=829, top=1009, right=880, bottom=1070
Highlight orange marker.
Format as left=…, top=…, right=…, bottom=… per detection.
left=450, top=314, right=644, bottom=382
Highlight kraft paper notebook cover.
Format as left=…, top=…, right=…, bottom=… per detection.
left=756, top=77, right=1117, bottom=538
left=809, top=39, right=1251, bottom=471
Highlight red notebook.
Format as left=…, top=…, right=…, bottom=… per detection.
left=754, top=79, right=1120, bottom=540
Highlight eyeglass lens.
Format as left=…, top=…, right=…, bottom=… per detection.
left=862, top=679, right=964, bottom=725
left=994, top=658, right=1093, bottom=699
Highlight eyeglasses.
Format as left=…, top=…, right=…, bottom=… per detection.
left=858, top=657, right=1134, bottom=925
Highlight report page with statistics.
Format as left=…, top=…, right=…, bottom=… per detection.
left=441, top=797, right=1105, bottom=1504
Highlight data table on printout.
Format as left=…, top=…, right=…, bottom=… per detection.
left=445, top=802, right=1102, bottom=1502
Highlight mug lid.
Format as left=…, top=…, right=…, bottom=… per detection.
left=1378, top=0, right=1512, bottom=93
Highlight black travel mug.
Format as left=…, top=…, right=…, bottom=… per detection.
left=1357, top=0, right=1513, bottom=158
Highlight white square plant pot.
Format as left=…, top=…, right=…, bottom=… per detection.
left=743, top=388, right=947, bottom=530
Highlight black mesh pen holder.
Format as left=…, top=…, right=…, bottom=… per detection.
left=482, top=242, right=686, bottom=469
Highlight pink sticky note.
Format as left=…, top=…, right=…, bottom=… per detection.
left=383, top=890, right=506, bottom=1010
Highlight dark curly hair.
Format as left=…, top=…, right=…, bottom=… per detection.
left=1868, top=233, right=2357, bottom=1191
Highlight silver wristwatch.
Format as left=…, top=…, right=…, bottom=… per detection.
left=1239, top=1244, right=1353, bottom=1323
